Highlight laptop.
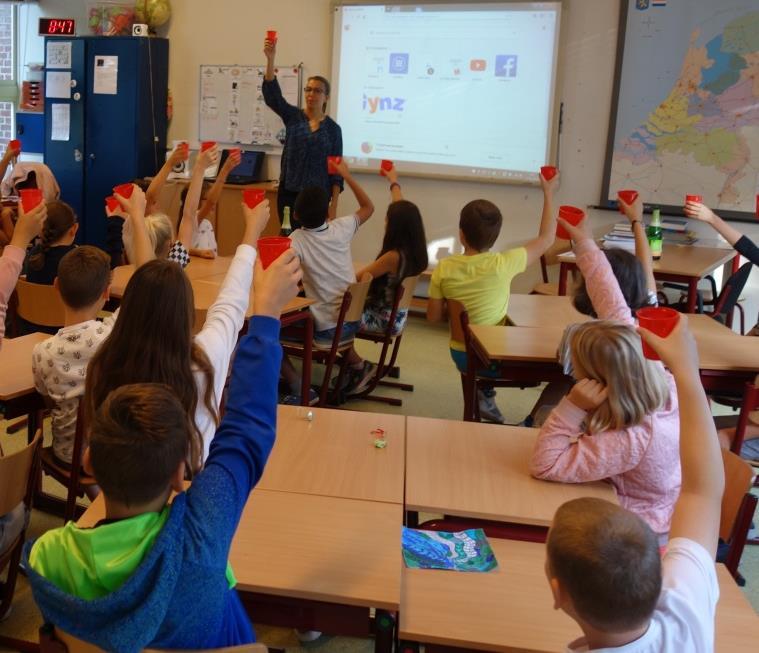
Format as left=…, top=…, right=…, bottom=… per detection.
left=216, top=149, right=265, bottom=184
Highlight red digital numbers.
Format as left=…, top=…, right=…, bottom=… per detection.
left=39, top=18, right=75, bottom=36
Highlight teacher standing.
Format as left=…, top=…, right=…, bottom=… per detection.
left=262, top=36, right=343, bottom=226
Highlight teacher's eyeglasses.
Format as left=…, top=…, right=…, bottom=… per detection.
left=303, top=86, right=325, bottom=94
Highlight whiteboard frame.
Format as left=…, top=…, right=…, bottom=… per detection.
left=329, top=0, right=565, bottom=186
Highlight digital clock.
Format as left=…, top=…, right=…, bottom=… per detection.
left=39, top=18, right=76, bottom=36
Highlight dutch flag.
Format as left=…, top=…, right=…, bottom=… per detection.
left=652, top=0, right=667, bottom=6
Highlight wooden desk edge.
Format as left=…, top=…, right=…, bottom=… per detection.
left=235, top=582, right=400, bottom=612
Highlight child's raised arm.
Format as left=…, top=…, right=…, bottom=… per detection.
left=523, top=171, right=558, bottom=266
left=685, top=201, right=758, bottom=266
left=334, top=158, right=374, bottom=224
left=619, top=194, right=657, bottom=298
left=115, top=185, right=152, bottom=267
left=178, top=146, right=218, bottom=251
left=639, top=317, right=724, bottom=557
left=198, top=149, right=241, bottom=219
left=145, top=144, right=188, bottom=212
left=559, top=216, right=633, bottom=325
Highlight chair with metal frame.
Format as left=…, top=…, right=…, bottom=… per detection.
left=39, top=401, right=96, bottom=523
left=719, top=448, right=758, bottom=584
left=345, top=275, right=419, bottom=406
left=0, top=431, right=42, bottom=641
left=281, top=277, right=372, bottom=407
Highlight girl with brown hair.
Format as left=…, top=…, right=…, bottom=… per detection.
left=85, top=184, right=272, bottom=471
left=26, top=200, right=79, bottom=285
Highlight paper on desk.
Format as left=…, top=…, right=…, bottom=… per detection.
left=402, top=527, right=498, bottom=572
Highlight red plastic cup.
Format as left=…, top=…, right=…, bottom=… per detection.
left=105, top=195, right=120, bottom=212
left=242, top=188, right=266, bottom=209
left=113, top=183, right=134, bottom=199
left=327, top=156, right=342, bottom=174
left=201, top=141, right=216, bottom=152
left=540, top=165, right=557, bottom=181
left=229, top=147, right=242, bottom=161
left=266, top=30, right=278, bottom=44
left=685, top=194, right=702, bottom=205
left=380, top=159, right=394, bottom=176
left=556, top=205, right=585, bottom=240
left=617, top=189, right=638, bottom=213
left=637, top=307, right=680, bottom=361
left=257, top=236, right=291, bottom=269
left=176, top=141, right=189, bottom=159
left=9, top=139, right=21, bottom=154
left=19, top=188, right=43, bottom=213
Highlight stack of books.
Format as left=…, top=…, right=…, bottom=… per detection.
left=601, top=219, right=698, bottom=251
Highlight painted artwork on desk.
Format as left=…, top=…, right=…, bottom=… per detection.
left=401, top=527, right=498, bottom=572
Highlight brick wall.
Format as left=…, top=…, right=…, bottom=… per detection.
left=0, top=5, right=13, bottom=145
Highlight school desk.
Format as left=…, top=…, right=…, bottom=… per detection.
left=405, top=417, right=616, bottom=528
left=465, top=324, right=759, bottom=419
left=0, top=332, right=47, bottom=437
left=257, top=405, right=405, bottom=503
left=557, top=244, right=737, bottom=313
left=109, top=255, right=234, bottom=298
left=79, top=488, right=402, bottom=653
left=505, top=294, right=589, bottom=328
left=399, top=538, right=759, bottom=653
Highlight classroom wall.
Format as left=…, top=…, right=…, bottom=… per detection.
left=35, top=0, right=759, bottom=323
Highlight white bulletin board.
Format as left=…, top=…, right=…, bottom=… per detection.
left=198, top=64, right=302, bottom=147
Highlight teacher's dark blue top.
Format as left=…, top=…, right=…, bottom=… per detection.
left=262, top=76, right=343, bottom=195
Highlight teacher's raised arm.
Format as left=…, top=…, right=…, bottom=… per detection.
left=262, top=33, right=344, bottom=228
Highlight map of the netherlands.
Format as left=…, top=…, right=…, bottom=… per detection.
left=606, top=1, right=759, bottom=215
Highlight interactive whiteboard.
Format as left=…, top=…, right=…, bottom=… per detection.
left=331, top=2, right=562, bottom=184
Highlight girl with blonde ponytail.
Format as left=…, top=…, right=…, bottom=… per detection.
left=530, top=216, right=681, bottom=545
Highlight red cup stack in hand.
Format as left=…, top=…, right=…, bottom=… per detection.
left=637, top=307, right=680, bottom=361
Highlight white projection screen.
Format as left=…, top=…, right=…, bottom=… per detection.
left=331, top=2, right=562, bottom=184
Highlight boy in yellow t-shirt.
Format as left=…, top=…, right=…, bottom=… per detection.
left=427, top=172, right=558, bottom=422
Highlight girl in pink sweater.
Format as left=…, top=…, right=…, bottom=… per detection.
left=0, top=203, right=46, bottom=344
left=530, top=217, right=681, bottom=541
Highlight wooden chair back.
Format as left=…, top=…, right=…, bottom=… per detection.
left=397, top=275, right=420, bottom=312
left=343, top=276, right=372, bottom=323
left=719, top=448, right=758, bottom=580
left=41, top=626, right=269, bottom=653
left=446, top=298, right=467, bottom=345
left=0, top=430, right=42, bottom=620
left=15, top=277, right=67, bottom=328
left=0, top=430, right=41, bottom=516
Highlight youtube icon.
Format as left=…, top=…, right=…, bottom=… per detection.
left=469, top=59, right=487, bottom=71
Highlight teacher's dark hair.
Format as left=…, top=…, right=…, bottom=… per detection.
left=309, top=75, right=331, bottom=113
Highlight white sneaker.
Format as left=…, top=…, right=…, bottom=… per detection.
left=478, top=389, right=506, bottom=424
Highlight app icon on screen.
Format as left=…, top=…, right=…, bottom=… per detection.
left=389, top=53, right=409, bottom=74
left=470, top=59, right=487, bottom=72
left=495, top=55, right=518, bottom=77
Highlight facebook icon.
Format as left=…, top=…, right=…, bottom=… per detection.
left=495, top=55, right=518, bottom=78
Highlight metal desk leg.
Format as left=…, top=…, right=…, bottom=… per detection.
left=375, top=610, right=396, bottom=653
left=558, top=263, right=569, bottom=295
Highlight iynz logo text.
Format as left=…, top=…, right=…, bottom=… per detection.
left=362, top=94, right=405, bottom=114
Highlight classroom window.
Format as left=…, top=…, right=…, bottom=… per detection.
left=0, top=3, right=15, bottom=145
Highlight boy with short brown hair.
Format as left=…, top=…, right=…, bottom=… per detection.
left=32, top=245, right=113, bottom=467
left=545, top=316, right=724, bottom=652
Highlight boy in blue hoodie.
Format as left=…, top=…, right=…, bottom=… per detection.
left=23, top=249, right=303, bottom=652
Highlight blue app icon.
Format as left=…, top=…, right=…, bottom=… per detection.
left=495, top=54, right=518, bottom=78
left=389, top=53, right=409, bottom=74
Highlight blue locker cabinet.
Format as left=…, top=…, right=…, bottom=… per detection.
left=44, top=37, right=169, bottom=248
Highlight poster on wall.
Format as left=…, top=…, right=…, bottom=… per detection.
left=602, top=0, right=759, bottom=221
left=198, top=64, right=301, bottom=146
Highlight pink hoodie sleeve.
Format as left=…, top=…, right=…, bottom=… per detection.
left=0, top=245, right=25, bottom=344
left=529, top=396, right=652, bottom=482
left=574, top=239, right=633, bottom=325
